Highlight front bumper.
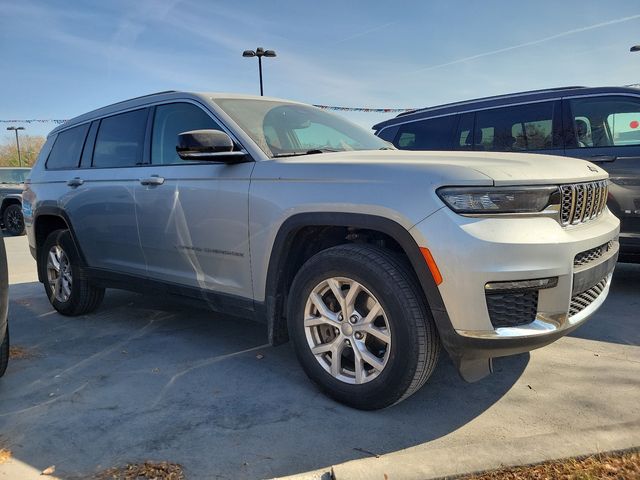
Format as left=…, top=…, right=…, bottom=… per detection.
left=411, top=207, right=620, bottom=381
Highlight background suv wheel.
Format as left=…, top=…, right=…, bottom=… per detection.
left=288, top=244, right=440, bottom=409
left=40, top=229, right=105, bottom=316
left=3, top=204, right=25, bottom=236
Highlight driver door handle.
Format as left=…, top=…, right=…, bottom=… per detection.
left=67, top=177, right=84, bottom=187
left=139, top=175, right=165, bottom=186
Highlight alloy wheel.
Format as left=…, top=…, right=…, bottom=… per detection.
left=47, top=245, right=72, bottom=302
left=303, top=277, right=391, bottom=384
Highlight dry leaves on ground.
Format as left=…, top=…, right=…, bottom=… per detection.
left=9, top=345, right=37, bottom=359
left=94, top=461, right=185, bottom=480
left=0, top=449, right=11, bottom=465
left=460, top=450, right=639, bottom=480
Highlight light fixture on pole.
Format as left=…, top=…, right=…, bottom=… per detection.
left=6, top=126, right=25, bottom=167
left=242, top=47, right=277, bottom=96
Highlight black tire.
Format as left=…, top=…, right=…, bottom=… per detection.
left=288, top=244, right=440, bottom=410
left=0, top=325, right=8, bottom=378
left=3, top=204, right=25, bottom=236
left=40, top=229, right=105, bottom=316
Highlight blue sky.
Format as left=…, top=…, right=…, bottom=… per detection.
left=1, top=0, right=639, bottom=140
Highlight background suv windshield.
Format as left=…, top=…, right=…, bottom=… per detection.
left=215, top=98, right=390, bottom=157
left=0, top=169, right=29, bottom=184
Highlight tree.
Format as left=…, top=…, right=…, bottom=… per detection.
left=0, top=134, right=46, bottom=167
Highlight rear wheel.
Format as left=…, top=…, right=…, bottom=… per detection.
left=288, top=244, right=440, bottom=410
left=40, top=229, right=105, bottom=316
left=3, top=204, right=25, bottom=236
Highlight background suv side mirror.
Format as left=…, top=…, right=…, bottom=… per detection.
left=176, top=129, right=247, bottom=162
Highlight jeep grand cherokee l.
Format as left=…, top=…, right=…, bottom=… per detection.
left=23, top=91, right=619, bottom=409
left=374, top=86, right=639, bottom=263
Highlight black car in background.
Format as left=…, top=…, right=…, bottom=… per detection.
left=374, top=86, right=640, bottom=263
left=0, top=167, right=30, bottom=236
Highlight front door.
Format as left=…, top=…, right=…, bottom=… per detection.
left=134, top=101, right=255, bottom=300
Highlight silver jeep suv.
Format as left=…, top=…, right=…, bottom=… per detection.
left=24, top=92, right=620, bottom=409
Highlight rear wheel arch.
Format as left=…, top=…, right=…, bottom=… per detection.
left=33, top=210, right=86, bottom=282
left=263, top=212, right=448, bottom=346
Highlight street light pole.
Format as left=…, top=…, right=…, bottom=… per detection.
left=6, top=126, right=25, bottom=167
left=242, top=47, right=277, bottom=96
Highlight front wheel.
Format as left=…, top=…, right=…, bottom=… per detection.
left=40, top=229, right=105, bottom=316
left=288, top=244, right=440, bottom=410
left=3, top=204, right=25, bottom=236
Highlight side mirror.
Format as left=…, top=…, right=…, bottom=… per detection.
left=176, top=129, right=247, bottom=162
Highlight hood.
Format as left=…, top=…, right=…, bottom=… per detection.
left=281, top=150, right=608, bottom=186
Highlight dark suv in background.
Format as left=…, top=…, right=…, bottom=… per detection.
left=0, top=167, right=30, bottom=236
left=374, top=86, right=640, bottom=263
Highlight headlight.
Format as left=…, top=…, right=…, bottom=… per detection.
left=437, top=186, right=560, bottom=214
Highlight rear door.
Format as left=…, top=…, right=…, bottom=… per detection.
left=562, top=94, right=640, bottom=247
left=63, top=109, right=148, bottom=276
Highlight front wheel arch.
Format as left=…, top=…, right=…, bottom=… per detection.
left=263, top=213, right=448, bottom=346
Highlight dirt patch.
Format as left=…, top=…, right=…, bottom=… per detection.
left=94, top=461, right=185, bottom=480
left=459, top=450, right=639, bottom=479
left=0, top=449, right=12, bottom=465
left=9, top=345, right=37, bottom=359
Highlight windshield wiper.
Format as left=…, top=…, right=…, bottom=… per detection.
left=272, top=148, right=339, bottom=158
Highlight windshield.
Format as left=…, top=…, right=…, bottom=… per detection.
left=214, top=98, right=391, bottom=157
left=0, top=169, right=29, bottom=184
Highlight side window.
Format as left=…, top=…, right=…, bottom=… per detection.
left=376, top=125, right=399, bottom=143
left=46, top=123, right=90, bottom=169
left=474, top=102, right=555, bottom=152
left=392, top=116, right=456, bottom=150
left=152, top=103, right=223, bottom=165
left=569, top=96, right=640, bottom=148
left=93, top=109, right=148, bottom=168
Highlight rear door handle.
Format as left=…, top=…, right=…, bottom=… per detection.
left=67, top=177, right=84, bottom=187
left=139, top=175, right=165, bottom=186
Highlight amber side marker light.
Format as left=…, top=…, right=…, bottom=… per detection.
left=420, top=247, right=443, bottom=285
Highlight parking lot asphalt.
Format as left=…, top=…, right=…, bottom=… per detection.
left=0, top=235, right=638, bottom=480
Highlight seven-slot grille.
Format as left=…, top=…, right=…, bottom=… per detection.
left=560, top=180, right=608, bottom=226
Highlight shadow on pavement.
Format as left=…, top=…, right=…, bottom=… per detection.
left=568, top=262, right=640, bottom=347
left=0, top=282, right=528, bottom=479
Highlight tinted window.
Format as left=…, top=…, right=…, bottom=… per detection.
left=393, top=116, right=456, bottom=150
left=570, top=96, right=640, bottom=147
left=474, top=102, right=555, bottom=151
left=46, top=124, right=90, bottom=169
left=93, top=109, right=147, bottom=168
left=152, top=103, right=222, bottom=165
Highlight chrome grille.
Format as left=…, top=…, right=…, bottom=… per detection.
left=569, top=278, right=607, bottom=317
left=573, top=241, right=614, bottom=268
left=560, top=181, right=608, bottom=226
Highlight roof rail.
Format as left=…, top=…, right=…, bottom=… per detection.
left=98, top=90, right=178, bottom=110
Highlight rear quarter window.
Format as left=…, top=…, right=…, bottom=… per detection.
left=45, top=124, right=90, bottom=170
